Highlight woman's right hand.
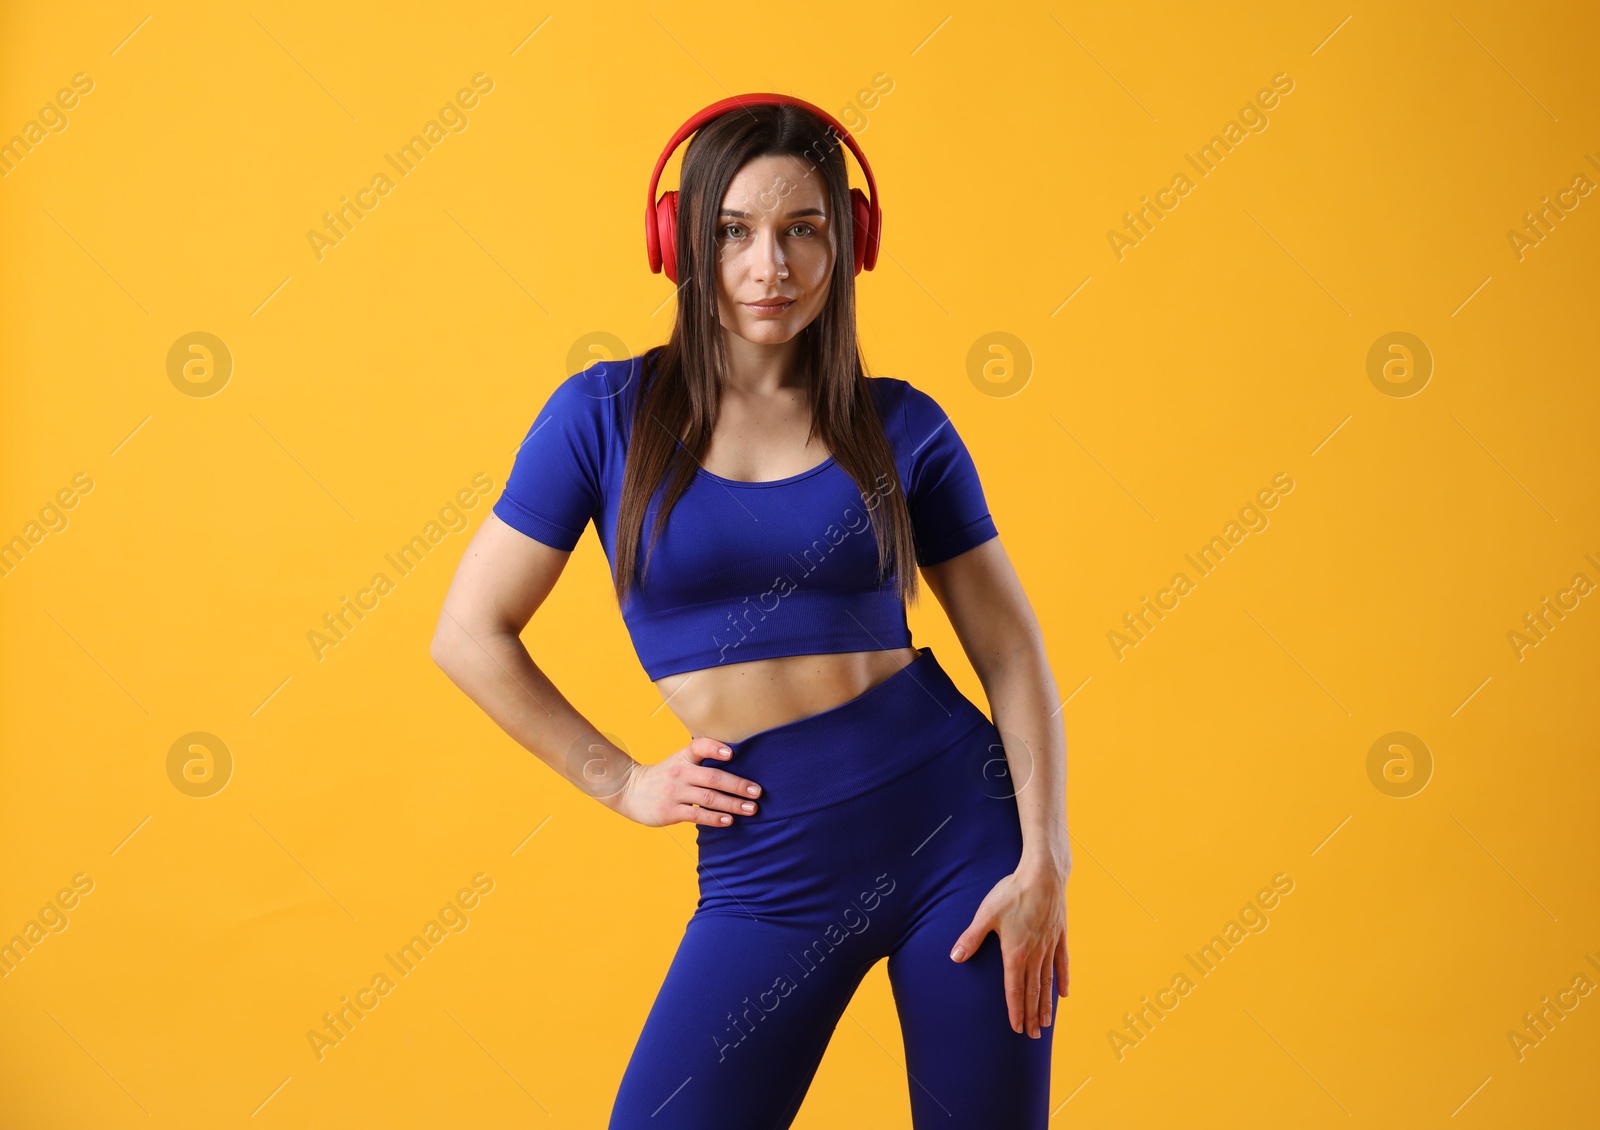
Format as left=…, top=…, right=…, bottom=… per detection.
left=613, top=736, right=763, bottom=828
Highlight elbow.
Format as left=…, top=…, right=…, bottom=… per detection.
left=430, top=610, right=517, bottom=674
left=429, top=616, right=464, bottom=673
left=974, top=620, right=1048, bottom=687
left=429, top=632, right=452, bottom=674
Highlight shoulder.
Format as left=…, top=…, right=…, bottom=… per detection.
left=551, top=356, right=643, bottom=417
left=867, top=375, right=954, bottom=454
left=529, top=356, right=645, bottom=443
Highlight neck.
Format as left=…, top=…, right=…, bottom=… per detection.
left=718, top=327, right=804, bottom=396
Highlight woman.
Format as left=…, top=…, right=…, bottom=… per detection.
left=431, top=96, right=1070, bottom=1129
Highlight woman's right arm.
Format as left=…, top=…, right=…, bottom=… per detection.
left=429, top=512, right=763, bottom=827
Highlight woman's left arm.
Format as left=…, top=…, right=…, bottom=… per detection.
left=921, top=536, right=1071, bottom=1037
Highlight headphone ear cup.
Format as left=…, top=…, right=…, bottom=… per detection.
left=655, top=191, right=681, bottom=284
left=849, top=187, right=870, bottom=275
left=645, top=206, right=660, bottom=274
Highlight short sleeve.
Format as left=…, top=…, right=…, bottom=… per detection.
left=901, top=384, right=1000, bottom=567
left=492, top=372, right=608, bottom=551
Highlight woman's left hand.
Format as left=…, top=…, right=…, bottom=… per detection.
left=948, top=859, right=1069, bottom=1038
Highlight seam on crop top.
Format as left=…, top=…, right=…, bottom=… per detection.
left=610, top=375, right=901, bottom=493
left=899, top=381, right=923, bottom=477
left=687, top=378, right=905, bottom=489
left=624, top=583, right=902, bottom=621
left=920, top=513, right=997, bottom=555
left=695, top=455, right=838, bottom=489
left=646, top=637, right=915, bottom=682
left=493, top=494, right=585, bottom=541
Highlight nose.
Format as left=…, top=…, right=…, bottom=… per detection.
left=749, top=225, right=787, bottom=282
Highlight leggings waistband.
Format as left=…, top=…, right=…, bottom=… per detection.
left=720, top=646, right=995, bottom=820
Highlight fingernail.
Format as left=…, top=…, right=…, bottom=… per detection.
left=746, top=784, right=760, bottom=796
left=950, top=945, right=964, bottom=961
left=719, top=747, right=733, bottom=756
left=741, top=802, right=754, bottom=812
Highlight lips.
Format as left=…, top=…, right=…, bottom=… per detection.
left=745, top=299, right=794, bottom=314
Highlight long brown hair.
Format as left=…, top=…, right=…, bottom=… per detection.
left=613, top=102, right=920, bottom=611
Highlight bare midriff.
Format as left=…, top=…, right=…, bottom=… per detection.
left=654, top=646, right=920, bottom=746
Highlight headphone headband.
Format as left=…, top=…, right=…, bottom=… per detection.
left=645, top=92, right=882, bottom=279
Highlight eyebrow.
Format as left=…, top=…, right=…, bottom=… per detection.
left=719, top=208, right=825, bottom=219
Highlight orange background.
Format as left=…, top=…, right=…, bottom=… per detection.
left=2, top=2, right=1597, bottom=1126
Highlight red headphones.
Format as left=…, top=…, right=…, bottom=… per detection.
left=644, top=93, right=883, bottom=285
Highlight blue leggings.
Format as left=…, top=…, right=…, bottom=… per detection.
left=609, top=646, right=1057, bottom=1128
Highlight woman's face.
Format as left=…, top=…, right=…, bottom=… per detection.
left=712, top=153, right=835, bottom=347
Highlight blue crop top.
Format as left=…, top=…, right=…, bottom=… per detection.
left=491, top=357, right=999, bottom=680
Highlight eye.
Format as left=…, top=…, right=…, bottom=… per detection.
left=718, top=223, right=746, bottom=240
left=788, top=223, right=817, bottom=237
